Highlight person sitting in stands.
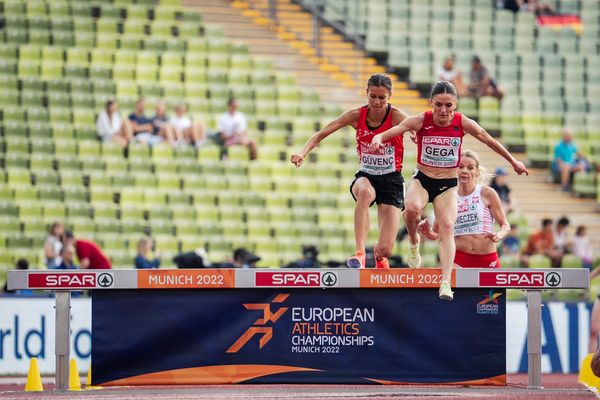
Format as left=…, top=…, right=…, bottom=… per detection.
left=134, top=237, right=161, bottom=269
left=64, top=231, right=112, bottom=269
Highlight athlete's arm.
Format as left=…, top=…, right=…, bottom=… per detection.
left=290, top=108, right=359, bottom=168
left=482, top=186, right=510, bottom=243
left=391, top=107, right=417, bottom=143
left=462, top=117, right=529, bottom=176
left=369, top=114, right=424, bottom=152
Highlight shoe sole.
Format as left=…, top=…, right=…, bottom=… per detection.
left=439, top=294, right=454, bottom=301
left=346, top=258, right=363, bottom=269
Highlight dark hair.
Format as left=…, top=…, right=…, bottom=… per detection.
left=557, top=216, right=570, bottom=227
left=366, top=73, right=392, bottom=93
left=576, top=225, right=586, bottom=235
left=105, top=99, right=116, bottom=111
left=64, top=231, right=74, bottom=240
left=227, top=98, right=237, bottom=107
left=16, top=258, right=29, bottom=270
left=542, top=218, right=553, bottom=228
left=430, top=81, right=457, bottom=98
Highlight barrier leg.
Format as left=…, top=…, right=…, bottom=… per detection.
left=55, top=291, right=71, bottom=391
left=527, top=289, right=542, bottom=389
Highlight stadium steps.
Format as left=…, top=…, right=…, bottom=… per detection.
left=183, top=0, right=364, bottom=110
left=184, top=0, right=428, bottom=113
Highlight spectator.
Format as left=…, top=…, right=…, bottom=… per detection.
left=468, top=55, right=504, bottom=100
left=285, top=245, right=321, bottom=268
left=134, top=237, right=161, bottom=269
left=56, top=245, right=79, bottom=269
left=495, top=0, right=521, bottom=13
left=170, top=104, right=206, bottom=148
left=552, top=129, right=590, bottom=192
left=2, top=259, right=31, bottom=295
left=520, top=0, right=556, bottom=16
left=64, top=231, right=112, bottom=269
left=44, top=221, right=64, bottom=269
left=129, top=98, right=162, bottom=146
left=522, top=218, right=561, bottom=267
left=218, top=98, right=258, bottom=160
left=96, top=99, right=133, bottom=148
left=173, top=247, right=210, bottom=268
left=222, top=248, right=260, bottom=268
left=490, top=167, right=515, bottom=213
left=495, top=0, right=555, bottom=16
left=151, top=101, right=176, bottom=145
left=437, top=56, right=466, bottom=96
left=553, top=216, right=571, bottom=255
left=501, top=224, right=521, bottom=256
left=573, top=225, right=593, bottom=269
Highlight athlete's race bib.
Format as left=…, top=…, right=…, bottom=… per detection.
left=419, top=136, right=461, bottom=167
left=359, top=143, right=396, bottom=175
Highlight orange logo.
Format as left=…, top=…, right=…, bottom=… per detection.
left=226, top=293, right=290, bottom=353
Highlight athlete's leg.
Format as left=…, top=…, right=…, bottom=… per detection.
left=589, top=299, right=600, bottom=353
left=375, top=204, right=401, bottom=268
left=349, top=177, right=375, bottom=267
left=432, top=187, right=458, bottom=299
left=376, top=204, right=401, bottom=258
left=403, top=178, right=428, bottom=267
left=403, top=178, right=429, bottom=245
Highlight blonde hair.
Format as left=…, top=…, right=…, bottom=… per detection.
left=461, top=150, right=490, bottom=185
left=137, top=237, right=152, bottom=253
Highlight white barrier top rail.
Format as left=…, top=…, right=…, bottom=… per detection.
left=7, top=268, right=589, bottom=291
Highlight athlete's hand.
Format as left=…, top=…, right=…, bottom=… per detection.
left=418, top=219, right=438, bottom=240
left=290, top=153, right=304, bottom=168
left=512, top=160, right=529, bottom=176
left=368, top=135, right=384, bottom=152
left=409, top=131, right=417, bottom=144
left=485, top=232, right=502, bottom=243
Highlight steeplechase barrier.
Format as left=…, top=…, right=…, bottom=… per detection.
left=7, top=268, right=589, bottom=390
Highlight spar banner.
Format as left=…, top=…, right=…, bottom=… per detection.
left=91, top=289, right=506, bottom=385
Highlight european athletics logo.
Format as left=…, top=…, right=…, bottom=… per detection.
left=226, top=293, right=290, bottom=353
left=477, top=290, right=503, bottom=315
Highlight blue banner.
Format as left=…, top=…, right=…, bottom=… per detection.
left=91, top=289, right=505, bottom=385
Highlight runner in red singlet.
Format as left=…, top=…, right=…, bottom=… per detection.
left=417, top=150, right=511, bottom=270
left=370, top=81, right=528, bottom=300
left=290, top=74, right=410, bottom=269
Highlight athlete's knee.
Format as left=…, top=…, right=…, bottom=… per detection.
left=355, top=186, right=375, bottom=203
left=403, top=203, right=421, bottom=220
left=437, top=218, right=455, bottom=236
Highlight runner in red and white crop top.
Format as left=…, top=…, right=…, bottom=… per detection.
left=290, top=74, right=411, bottom=271
left=356, top=104, right=404, bottom=175
left=416, top=110, right=464, bottom=169
left=418, top=150, right=511, bottom=269
left=368, top=81, right=528, bottom=301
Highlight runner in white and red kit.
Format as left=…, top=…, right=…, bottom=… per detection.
left=370, top=81, right=528, bottom=300
left=418, top=150, right=511, bottom=270
left=291, top=74, right=411, bottom=269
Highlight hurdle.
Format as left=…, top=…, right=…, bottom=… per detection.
left=7, top=267, right=589, bottom=390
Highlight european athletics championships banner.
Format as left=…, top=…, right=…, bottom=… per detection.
left=91, top=288, right=506, bottom=385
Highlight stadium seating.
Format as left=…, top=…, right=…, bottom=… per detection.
left=1, top=0, right=427, bottom=282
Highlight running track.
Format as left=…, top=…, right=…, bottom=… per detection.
left=0, top=374, right=597, bottom=399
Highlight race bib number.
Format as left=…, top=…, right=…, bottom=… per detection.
left=359, top=143, right=396, bottom=175
left=420, top=136, right=461, bottom=167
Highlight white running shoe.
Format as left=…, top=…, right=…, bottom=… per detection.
left=439, top=281, right=454, bottom=301
left=406, top=235, right=421, bottom=268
